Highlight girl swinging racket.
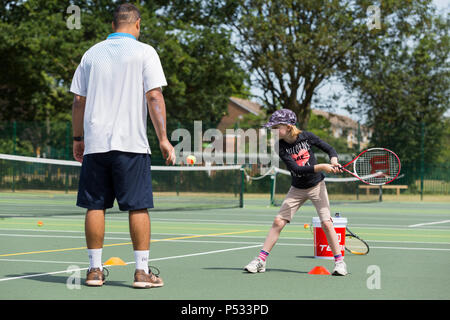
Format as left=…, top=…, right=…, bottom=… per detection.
left=244, top=109, right=348, bottom=276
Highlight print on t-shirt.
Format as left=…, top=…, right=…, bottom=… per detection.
left=290, top=149, right=310, bottom=167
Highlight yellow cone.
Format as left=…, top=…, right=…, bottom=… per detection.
left=104, top=257, right=127, bottom=266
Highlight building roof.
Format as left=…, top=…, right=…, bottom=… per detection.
left=229, top=97, right=261, bottom=116
left=312, top=109, right=359, bottom=129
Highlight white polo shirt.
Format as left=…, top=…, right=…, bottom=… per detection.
left=70, top=32, right=167, bottom=155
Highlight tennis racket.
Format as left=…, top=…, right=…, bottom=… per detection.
left=306, top=213, right=370, bottom=256
left=345, top=227, right=369, bottom=255
left=338, top=148, right=401, bottom=185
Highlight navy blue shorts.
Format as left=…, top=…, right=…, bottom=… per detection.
left=77, top=151, right=154, bottom=211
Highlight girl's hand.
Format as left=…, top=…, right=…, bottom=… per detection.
left=314, top=163, right=339, bottom=174
left=330, top=157, right=343, bottom=173
left=330, top=157, right=339, bottom=166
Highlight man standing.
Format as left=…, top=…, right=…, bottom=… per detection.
left=70, top=3, right=175, bottom=289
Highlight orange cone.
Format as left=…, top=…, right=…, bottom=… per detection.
left=308, top=266, right=331, bottom=275
left=104, top=257, right=127, bottom=266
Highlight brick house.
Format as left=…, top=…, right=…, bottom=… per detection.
left=312, top=109, right=371, bottom=150
left=217, top=97, right=262, bottom=132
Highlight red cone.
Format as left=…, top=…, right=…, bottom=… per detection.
left=308, top=266, right=331, bottom=275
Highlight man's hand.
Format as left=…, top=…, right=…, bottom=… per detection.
left=146, top=88, right=176, bottom=165
left=73, top=140, right=85, bottom=163
left=160, top=139, right=176, bottom=165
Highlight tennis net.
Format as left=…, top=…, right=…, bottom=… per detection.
left=0, top=153, right=244, bottom=213
left=266, top=167, right=380, bottom=205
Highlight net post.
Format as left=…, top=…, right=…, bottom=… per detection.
left=270, top=172, right=277, bottom=206
left=356, top=183, right=359, bottom=200
left=176, top=172, right=180, bottom=196
left=12, top=121, right=17, bottom=192
left=420, top=121, right=425, bottom=201
left=239, top=167, right=245, bottom=208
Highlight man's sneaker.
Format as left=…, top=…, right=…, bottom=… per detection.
left=244, top=257, right=266, bottom=273
left=85, top=267, right=108, bottom=286
left=332, top=260, right=348, bottom=276
left=133, top=267, right=164, bottom=288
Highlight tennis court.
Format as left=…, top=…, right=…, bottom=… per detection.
left=1, top=191, right=449, bottom=300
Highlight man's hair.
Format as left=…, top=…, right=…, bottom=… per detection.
left=113, top=3, right=141, bottom=28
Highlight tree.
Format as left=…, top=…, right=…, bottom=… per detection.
left=0, top=0, right=114, bottom=122
left=0, top=0, right=248, bottom=124
left=226, top=0, right=439, bottom=129
left=142, top=18, right=248, bottom=124
left=166, top=1, right=440, bottom=131
left=341, top=7, right=449, bottom=167
left=436, top=117, right=450, bottom=165
left=0, top=0, right=249, bottom=157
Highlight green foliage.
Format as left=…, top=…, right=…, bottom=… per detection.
left=165, top=0, right=443, bottom=134
left=307, top=111, right=352, bottom=154
left=146, top=22, right=248, bottom=124
left=435, top=118, right=450, bottom=165
left=232, top=111, right=268, bottom=130
left=0, top=0, right=248, bottom=124
left=342, top=8, right=450, bottom=167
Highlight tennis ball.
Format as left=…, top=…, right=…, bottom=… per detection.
left=37, top=221, right=43, bottom=227
left=304, top=223, right=309, bottom=229
left=186, top=155, right=196, bottom=165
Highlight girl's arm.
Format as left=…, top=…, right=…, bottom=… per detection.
left=308, top=132, right=339, bottom=166
left=279, top=147, right=336, bottom=174
left=279, top=147, right=315, bottom=175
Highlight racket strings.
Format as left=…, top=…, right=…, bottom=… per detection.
left=346, top=236, right=369, bottom=254
left=355, top=149, right=400, bottom=184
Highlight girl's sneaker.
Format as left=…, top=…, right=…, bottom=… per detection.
left=332, top=260, right=348, bottom=276
left=244, top=257, right=266, bottom=273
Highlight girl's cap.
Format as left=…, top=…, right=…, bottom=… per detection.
left=263, top=109, right=297, bottom=128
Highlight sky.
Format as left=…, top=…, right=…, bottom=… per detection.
left=250, top=0, right=450, bottom=123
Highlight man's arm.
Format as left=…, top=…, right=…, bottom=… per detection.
left=146, top=88, right=175, bottom=165
left=72, top=94, right=86, bottom=163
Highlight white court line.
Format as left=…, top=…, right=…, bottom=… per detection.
left=0, top=244, right=261, bottom=282
left=3, top=215, right=450, bottom=230
left=0, top=233, right=130, bottom=240
left=368, top=246, right=450, bottom=251
left=151, top=240, right=450, bottom=251
left=1, top=231, right=450, bottom=246
left=0, top=258, right=89, bottom=265
left=408, top=220, right=450, bottom=228
left=0, top=228, right=186, bottom=235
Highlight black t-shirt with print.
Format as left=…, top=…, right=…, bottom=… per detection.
left=277, top=131, right=338, bottom=189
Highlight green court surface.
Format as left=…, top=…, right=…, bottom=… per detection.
left=0, top=192, right=449, bottom=300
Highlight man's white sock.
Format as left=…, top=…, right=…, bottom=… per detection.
left=87, top=248, right=103, bottom=271
left=134, top=250, right=149, bottom=274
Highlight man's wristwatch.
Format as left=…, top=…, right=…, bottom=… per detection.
left=73, top=136, right=84, bottom=141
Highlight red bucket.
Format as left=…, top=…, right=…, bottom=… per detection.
left=312, top=217, right=347, bottom=259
